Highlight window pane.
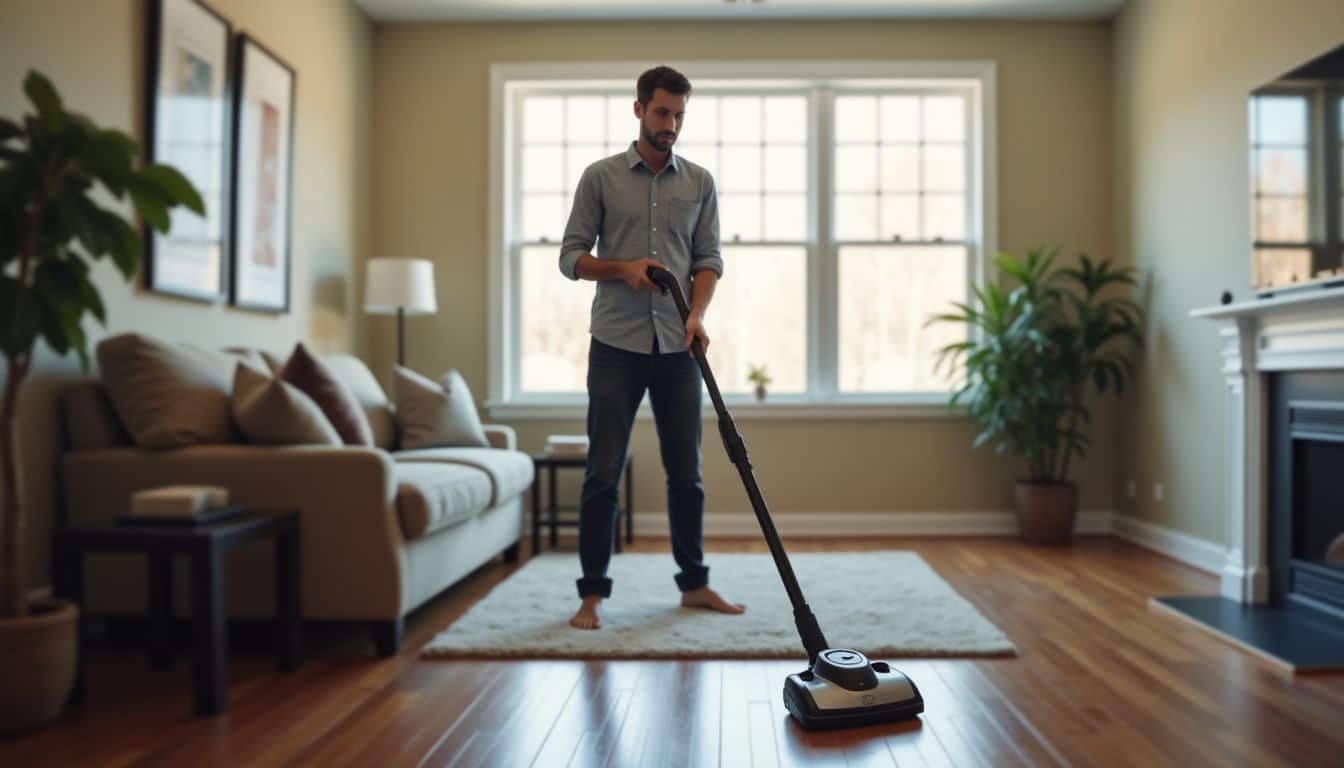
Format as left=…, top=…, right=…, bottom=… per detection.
left=680, top=95, right=718, bottom=145
left=1255, top=95, right=1307, bottom=145
left=566, top=145, right=605, bottom=191
left=880, top=96, right=919, bottom=142
left=523, top=194, right=564, bottom=243
left=836, top=145, right=878, bottom=192
left=721, top=96, right=761, bottom=143
left=924, top=194, right=966, bottom=241
left=706, top=246, right=807, bottom=393
left=764, top=145, right=806, bottom=192
left=880, top=194, right=919, bottom=241
left=523, top=146, right=563, bottom=192
left=835, top=95, right=877, bottom=143
left=1255, top=148, right=1307, bottom=195
left=923, top=146, right=965, bottom=192
left=566, top=96, right=605, bottom=143
left=835, top=193, right=878, bottom=240
left=765, top=96, right=807, bottom=143
left=838, top=244, right=968, bottom=392
left=720, top=143, right=762, bottom=193
left=721, top=193, right=762, bottom=242
left=1253, top=247, right=1313, bottom=288
left=1255, top=197, right=1308, bottom=241
left=606, top=96, right=632, bottom=145
left=523, top=97, right=563, bottom=143
left=923, top=95, right=965, bottom=142
left=520, top=245, right=595, bottom=393
left=764, top=194, right=806, bottom=241
left=678, top=143, right=717, bottom=180
left=880, top=145, right=919, bottom=192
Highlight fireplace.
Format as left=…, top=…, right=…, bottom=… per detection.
left=1271, top=373, right=1344, bottom=619
left=1151, top=288, right=1344, bottom=673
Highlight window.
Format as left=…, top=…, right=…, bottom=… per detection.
left=489, top=63, right=996, bottom=417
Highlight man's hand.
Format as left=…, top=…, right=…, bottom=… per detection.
left=621, top=258, right=668, bottom=292
left=684, top=313, right=710, bottom=351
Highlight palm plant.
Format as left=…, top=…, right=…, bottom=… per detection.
left=928, top=246, right=1145, bottom=484
left=1, top=71, right=203, bottom=619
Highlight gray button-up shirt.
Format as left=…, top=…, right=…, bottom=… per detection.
left=559, top=141, right=722, bottom=355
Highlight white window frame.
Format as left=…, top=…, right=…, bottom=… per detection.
left=487, top=60, right=997, bottom=420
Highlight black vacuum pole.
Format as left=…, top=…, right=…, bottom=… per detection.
left=646, top=266, right=830, bottom=663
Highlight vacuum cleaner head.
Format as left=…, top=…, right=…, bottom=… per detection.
left=783, top=648, right=924, bottom=730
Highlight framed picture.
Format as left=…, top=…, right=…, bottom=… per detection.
left=230, top=33, right=295, bottom=314
left=144, top=0, right=232, bottom=302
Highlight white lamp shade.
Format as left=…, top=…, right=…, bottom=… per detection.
left=364, top=258, right=437, bottom=315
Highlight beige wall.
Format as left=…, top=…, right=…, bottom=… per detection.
left=372, top=20, right=1119, bottom=520
left=0, top=0, right=373, bottom=589
left=1112, top=0, right=1344, bottom=543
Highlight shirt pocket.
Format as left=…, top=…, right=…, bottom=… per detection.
left=668, top=196, right=701, bottom=236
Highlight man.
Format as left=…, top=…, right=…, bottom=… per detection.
left=558, top=65, right=746, bottom=630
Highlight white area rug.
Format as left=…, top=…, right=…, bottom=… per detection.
left=421, top=552, right=1014, bottom=659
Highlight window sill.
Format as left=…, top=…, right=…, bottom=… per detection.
left=485, top=396, right=966, bottom=421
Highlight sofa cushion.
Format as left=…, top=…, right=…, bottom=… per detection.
left=394, top=447, right=534, bottom=508
left=231, top=364, right=342, bottom=446
left=392, top=366, right=489, bottom=450
left=395, top=462, right=493, bottom=539
left=279, top=342, right=375, bottom=447
left=323, top=354, right=398, bottom=450
left=95, top=333, right=259, bottom=449
left=60, top=382, right=131, bottom=451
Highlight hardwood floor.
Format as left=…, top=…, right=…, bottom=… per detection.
left=5, top=535, right=1344, bottom=767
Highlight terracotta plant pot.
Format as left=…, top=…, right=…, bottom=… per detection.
left=1013, top=480, right=1078, bottom=545
left=0, top=598, right=78, bottom=734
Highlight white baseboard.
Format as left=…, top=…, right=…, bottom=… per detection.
left=1109, top=514, right=1224, bottom=575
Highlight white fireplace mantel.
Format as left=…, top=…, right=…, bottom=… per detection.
left=1192, top=286, right=1344, bottom=603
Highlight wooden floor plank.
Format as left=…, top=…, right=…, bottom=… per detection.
left=5, top=536, right=1344, bottom=768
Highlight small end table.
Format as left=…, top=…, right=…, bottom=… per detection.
left=53, top=508, right=301, bottom=716
left=531, top=452, right=633, bottom=555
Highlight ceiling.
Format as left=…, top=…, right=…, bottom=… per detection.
left=353, top=0, right=1127, bottom=23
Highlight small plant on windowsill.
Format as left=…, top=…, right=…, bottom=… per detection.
left=747, top=364, right=772, bottom=402
left=926, top=246, right=1145, bottom=545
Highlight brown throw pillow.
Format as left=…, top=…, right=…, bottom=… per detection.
left=393, top=365, right=490, bottom=450
left=96, top=333, right=240, bottom=448
left=231, top=364, right=341, bottom=446
left=279, top=342, right=375, bottom=446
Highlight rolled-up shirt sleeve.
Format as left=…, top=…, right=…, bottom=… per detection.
left=559, top=166, right=602, bottom=281
left=690, top=175, right=723, bottom=278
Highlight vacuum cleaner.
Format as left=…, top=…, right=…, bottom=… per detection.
left=646, top=266, right=924, bottom=731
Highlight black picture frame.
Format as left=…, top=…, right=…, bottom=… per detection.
left=229, top=33, right=295, bottom=314
left=143, top=0, right=233, bottom=302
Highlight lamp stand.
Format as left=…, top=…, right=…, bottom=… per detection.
left=397, top=307, right=405, bottom=367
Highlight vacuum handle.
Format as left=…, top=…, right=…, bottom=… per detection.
left=644, top=265, right=830, bottom=663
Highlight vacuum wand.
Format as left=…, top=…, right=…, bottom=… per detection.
left=646, top=266, right=830, bottom=663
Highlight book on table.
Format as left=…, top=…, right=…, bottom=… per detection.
left=544, top=435, right=588, bottom=457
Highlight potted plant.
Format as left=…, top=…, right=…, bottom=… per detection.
left=747, top=364, right=772, bottom=401
left=928, top=246, right=1144, bottom=545
left=1, top=71, right=202, bottom=732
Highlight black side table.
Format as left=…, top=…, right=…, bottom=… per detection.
left=531, top=452, right=633, bottom=555
left=52, top=508, right=301, bottom=716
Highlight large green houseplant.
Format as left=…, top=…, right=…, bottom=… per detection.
left=929, top=246, right=1144, bottom=544
left=1, top=71, right=202, bottom=731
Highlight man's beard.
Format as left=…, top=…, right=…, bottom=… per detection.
left=642, top=120, right=676, bottom=152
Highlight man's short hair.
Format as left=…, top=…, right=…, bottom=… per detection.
left=637, top=66, right=692, bottom=106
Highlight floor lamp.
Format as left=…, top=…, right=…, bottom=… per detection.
left=364, top=258, right=437, bottom=367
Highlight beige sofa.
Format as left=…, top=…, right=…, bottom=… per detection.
left=58, top=348, right=532, bottom=655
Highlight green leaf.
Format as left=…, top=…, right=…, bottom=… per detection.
left=0, top=118, right=20, bottom=141
left=24, top=71, right=63, bottom=132
left=107, top=213, right=142, bottom=278
left=138, top=163, right=205, bottom=215
left=129, top=185, right=170, bottom=233
left=2, top=290, right=42, bottom=358
left=77, top=134, right=134, bottom=195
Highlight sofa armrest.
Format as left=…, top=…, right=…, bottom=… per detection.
left=482, top=424, right=517, bottom=451
left=61, top=445, right=408, bottom=620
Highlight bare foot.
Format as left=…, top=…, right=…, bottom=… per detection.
left=570, top=596, right=604, bottom=630
left=680, top=586, right=746, bottom=614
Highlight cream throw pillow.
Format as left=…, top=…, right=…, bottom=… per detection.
left=231, top=364, right=342, bottom=446
left=393, top=366, right=490, bottom=450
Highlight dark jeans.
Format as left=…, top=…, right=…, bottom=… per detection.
left=577, top=336, right=708, bottom=599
